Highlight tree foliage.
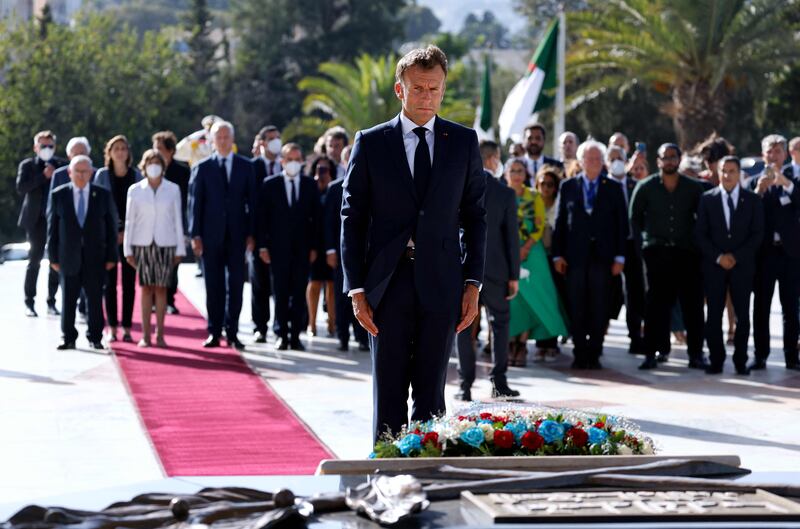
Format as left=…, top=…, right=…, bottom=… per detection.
left=0, top=14, right=201, bottom=242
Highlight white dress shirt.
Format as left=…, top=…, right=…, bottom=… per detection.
left=216, top=151, right=234, bottom=182
left=792, top=162, right=800, bottom=179
left=400, top=112, right=435, bottom=177
left=123, top=179, right=186, bottom=257
left=262, top=156, right=281, bottom=177
left=72, top=184, right=90, bottom=219
left=720, top=183, right=740, bottom=231
left=524, top=155, right=543, bottom=180
left=282, top=173, right=299, bottom=205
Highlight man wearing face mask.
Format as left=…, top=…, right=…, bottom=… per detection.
left=17, top=130, right=66, bottom=317
left=606, top=146, right=645, bottom=355
left=188, top=121, right=256, bottom=351
left=249, top=125, right=282, bottom=343
left=255, top=143, right=320, bottom=351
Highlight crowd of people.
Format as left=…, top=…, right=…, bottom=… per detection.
left=16, top=114, right=800, bottom=393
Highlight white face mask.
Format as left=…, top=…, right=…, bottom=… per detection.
left=610, top=159, right=626, bottom=177
left=145, top=164, right=163, bottom=179
left=38, top=147, right=54, bottom=162
left=493, top=162, right=504, bottom=178
left=267, top=138, right=282, bottom=155
left=284, top=160, right=302, bottom=177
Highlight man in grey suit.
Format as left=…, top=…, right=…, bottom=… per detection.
left=455, top=140, right=520, bottom=400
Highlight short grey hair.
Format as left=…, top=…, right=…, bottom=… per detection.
left=66, top=136, right=91, bottom=156
left=577, top=139, right=607, bottom=163
left=606, top=145, right=628, bottom=163
left=761, top=134, right=787, bottom=153
left=559, top=131, right=578, bottom=143
left=210, top=120, right=235, bottom=138
left=69, top=154, right=93, bottom=169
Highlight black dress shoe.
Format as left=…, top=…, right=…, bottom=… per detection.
left=704, top=365, right=723, bottom=375
left=47, top=305, right=60, bottom=316
left=89, top=341, right=106, bottom=350
left=254, top=332, right=267, bottom=344
left=275, top=338, right=290, bottom=350
left=748, top=360, right=767, bottom=371
left=639, top=357, right=659, bottom=370
left=735, top=365, right=751, bottom=376
left=358, top=342, right=370, bottom=351
left=202, top=335, right=220, bottom=348
left=786, top=364, right=800, bottom=371
left=56, top=341, right=76, bottom=350
left=571, top=359, right=587, bottom=369
left=586, top=359, right=603, bottom=370
left=455, top=388, right=472, bottom=401
left=25, top=306, right=38, bottom=317
left=290, top=339, right=305, bottom=351
left=688, top=358, right=710, bottom=370
left=166, top=305, right=180, bottom=315
left=656, top=352, right=670, bottom=363
left=491, top=384, right=520, bottom=398
left=337, top=342, right=349, bottom=352
left=227, top=337, right=245, bottom=351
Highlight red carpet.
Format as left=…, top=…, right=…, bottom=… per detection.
left=112, top=288, right=334, bottom=475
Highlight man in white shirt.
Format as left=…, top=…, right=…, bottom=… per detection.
left=522, top=123, right=563, bottom=185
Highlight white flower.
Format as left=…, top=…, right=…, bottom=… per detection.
left=618, top=445, right=634, bottom=456
left=479, top=422, right=495, bottom=442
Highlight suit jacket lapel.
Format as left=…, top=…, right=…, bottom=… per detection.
left=384, top=116, right=417, bottom=204
left=426, top=116, right=450, bottom=204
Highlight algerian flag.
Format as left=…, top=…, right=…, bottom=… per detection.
left=498, top=19, right=559, bottom=144
left=473, top=54, right=493, bottom=141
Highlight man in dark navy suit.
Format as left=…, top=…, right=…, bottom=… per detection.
left=552, top=140, right=628, bottom=369
left=522, top=123, right=563, bottom=186
left=189, top=121, right=256, bottom=351
left=325, top=176, right=369, bottom=352
left=341, top=46, right=487, bottom=442
left=17, top=130, right=66, bottom=317
left=696, top=156, right=763, bottom=375
left=47, top=156, right=117, bottom=350
left=256, top=143, right=319, bottom=351
left=748, top=134, right=800, bottom=371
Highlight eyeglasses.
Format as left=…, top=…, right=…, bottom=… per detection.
left=39, top=144, right=55, bottom=149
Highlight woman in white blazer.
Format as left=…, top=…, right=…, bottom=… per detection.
left=123, top=149, right=185, bottom=347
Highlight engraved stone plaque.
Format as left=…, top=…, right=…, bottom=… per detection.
left=462, top=489, right=800, bottom=523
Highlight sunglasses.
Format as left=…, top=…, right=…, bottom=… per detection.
left=40, top=144, right=55, bottom=149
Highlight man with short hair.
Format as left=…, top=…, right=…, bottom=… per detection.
left=342, top=45, right=487, bottom=441
left=749, top=134, right=800, bottom=371
left=523, top=123, right=563, bottom=185
left=256, top=143, right=320, bottom=351
left=249, top=125, right=282, bottom=343
left=189, top=121, right=256, bottom=350
left=49, top=137, right=91, bottom=194
left=788, top=136, right=800, bottom=179
left=479, top=139, right=504, bottom=179
left=48, top=156, right=117, bottom=350
left=696, top=156, right=763, bottom=375
left=17, top=130, right=66, bottom=317
left=153, top=131, right=191, bottom=314
left=324, top=128, right=349, bottom=180
left=631, top=143, right=708, bottom=370
left=559, top=131, right=579, bottom=163
left=553, top=140, right=627, bottom=368
left=609, top=131, right=630, bottom=155
left=456, top=140, right=520, bottom=399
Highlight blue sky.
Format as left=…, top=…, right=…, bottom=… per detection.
left=417, top=0, right=526, bottom=34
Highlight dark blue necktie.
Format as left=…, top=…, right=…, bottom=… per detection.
left=289, top=178, right=296, bottom=207
left=727, top=193, right=735, bottom=230
left=413, top=127, right=431, bottom=201
left=586, top=179, right=598, bottom=211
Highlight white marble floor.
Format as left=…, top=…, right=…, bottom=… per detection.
left=1, top=258, right=799, bottom=513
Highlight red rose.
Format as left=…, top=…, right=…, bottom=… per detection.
left=594, top=421, right=605, bottom=429
left=567, top=428, right=588, bottom=447
left=493, top=429, right=514, bottom=449
left=521, top=431, right=544, bottom=450
left=422, top=432, right=439, bottom=446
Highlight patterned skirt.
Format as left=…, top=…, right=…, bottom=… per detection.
left=133, top=243, right=176, bottom=287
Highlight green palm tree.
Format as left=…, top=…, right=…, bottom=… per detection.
left=285, top=53, right=474, bottom=141
left=567, top=0, right=800, bottom=149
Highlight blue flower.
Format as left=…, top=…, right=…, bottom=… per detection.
left=460, top=427, right=486, bottom=448
left=561, top=422, right=574, bottom=432
left=504, top=421, right=528, bottom=442
left=478, top=419, right=494, bottom=425
left=368, top=452, right=377, bottom=459
left=587, top=427, right=608, bottom=445
left=538, top=420, right=565, bottom=443
left=396, top=434, right=422, bottom=455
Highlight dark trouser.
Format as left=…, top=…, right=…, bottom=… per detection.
left=642, top=246, right=705, bottom=360
left=25, top=216, right=59, bottom=307
left=622, top=238, right=646, bottom=349
left=334, top=263, right=367, bottom=346
left=457, top=278, right=510, bottom=389
left=104, top=244, right=136, bottom=328
left=537, top=256, right=566, bottom=349
left=753, top=244, right=800, bottom=366
left=202, top=236, right=246, bottom=339
left=704, top=264, right=753, bottom=368
left=249, top=254, right=272, bottom=334
left=61, top=268, right=105, bottom=343
left=271, top=257, right=309, bottom=342
left=370, top=256, right=459, bottom=442
left=566, top=247, right=612, bottom=363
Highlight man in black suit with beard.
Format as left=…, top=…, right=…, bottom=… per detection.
left=48, top=156, right=118, bottom=350
left=522, top=123, right=563, bottom=187
left=18, top=130, right=66, bottom=317
left=696, top=156, right=763, bottom=375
